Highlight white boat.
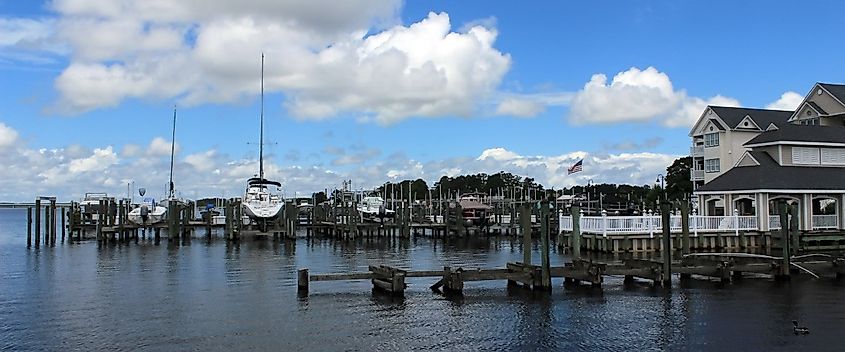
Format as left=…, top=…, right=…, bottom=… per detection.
left=242, top=54, right=284, bottom=233
left=357, top=196, right=395, bottom=223
left=79, top=192, right=108, bottom=221
left=128, top=107, right=182, bottom=226
left=127, top=197, right=167, bottom=225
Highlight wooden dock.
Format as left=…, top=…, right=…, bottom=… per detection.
left=298, top=203, right=845, bottom=297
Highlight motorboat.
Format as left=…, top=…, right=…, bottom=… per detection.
left=127, top=197, right=167, bottom=225
left=357, top=196, right=395, bottom=223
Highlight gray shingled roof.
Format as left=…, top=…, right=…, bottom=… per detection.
left=819, top=83, right=845, bottom=104
left=745, top=124, right=845, bottom=146
left=808, top=101, right=828, bottom=115
left=696, top=151, right=845, bottom=192
left=709, top=106, right=793, bottom=130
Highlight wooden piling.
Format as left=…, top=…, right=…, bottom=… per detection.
left=34, top=198, right=41, bottom=247
left=777, top=202, right=790, bottom=280
left=298, top=268, right=309, bottom=295
left=61, top=206, right=66, bottom=243
left=27, top=207, right=32, bottom=247
left=660, top=202, right=672, bottom=286
left=168, top=199, right=179, bottom=240
left=44, top=201, right=51, bottom=246
left=50, top=199, right=57, bottom=246
left=521, top=204, right=531, bottom=265
left=680, top=202, right=690, bottom=255
left=571, top=206, right=581, bottom=260
left=539, top=200, right=551, bottom=290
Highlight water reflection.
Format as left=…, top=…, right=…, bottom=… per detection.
left=0, top=208, right=843, bottom=351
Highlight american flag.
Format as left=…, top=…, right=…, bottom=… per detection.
left=567, top=159, right=583, bottom=175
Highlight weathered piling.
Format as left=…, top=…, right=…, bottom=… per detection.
left=298, top=268, right=309, bottom=295
left=34, top=198, right=41, bottom=247
left=44, top=200, right=51, bottom=246
left=777, top=202, right=790, bottom=280
left=660, top=202, right=672, bottom=286
left=50, top=199, right=57, bottom=246
left=521, top=204, right=531, bottom=265
left=26, top=207, right=32, bottom=247
left=61, top=206, right=66, bottom=243
left=539, top=200, right=551, bottom=290
left=571, top=206, right=581, bottom=260
left=680, top=201, right=690, bottom=255
left=96, top=199, right=104, bottom=241
left=167, top=199, right=179, bottom=240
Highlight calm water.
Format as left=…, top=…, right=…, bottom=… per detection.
left=0, top=209, right=842, bottom=351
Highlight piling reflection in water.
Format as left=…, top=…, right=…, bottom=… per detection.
left=0, top=209, right=842, bottom=351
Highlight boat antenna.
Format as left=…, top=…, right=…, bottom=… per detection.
left=259, top=53, right=265, bottom=181
left=169, top=105, right=177, bottom=199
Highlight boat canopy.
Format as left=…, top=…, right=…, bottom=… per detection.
left=248, top=177, right=282, bottom=187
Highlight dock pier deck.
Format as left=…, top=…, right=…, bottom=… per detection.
left=298, top=203, right=844, bottom=297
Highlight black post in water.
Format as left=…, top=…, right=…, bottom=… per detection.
left=27, top=207, right=32, bottom=247
left=777, top=202, right=790, bottom=280
left=34, top=198, right=41, bottom=247
left=660, top=201, right=672, bottom=287
left=540, top=200, right=551, bottom=290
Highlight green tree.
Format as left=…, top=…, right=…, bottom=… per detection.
left=665, top=156, right=693, bottom=201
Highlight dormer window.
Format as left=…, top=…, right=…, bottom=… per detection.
left=704, top=133, right=719, bottom=147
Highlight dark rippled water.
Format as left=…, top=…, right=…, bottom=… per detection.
left=1, top=209, right=842, bottom=351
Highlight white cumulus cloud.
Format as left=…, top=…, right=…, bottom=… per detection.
left=0, top=122, right=19, bottom=148
left=30, top=1, right=512, bottom=123
left=568, top=66, right=743, bottom=128
left=765, top=91, right=803, bottom=111
left=68, top=146, right=118, bottom=173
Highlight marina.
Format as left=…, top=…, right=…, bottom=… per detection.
left=3, top=1, right=845, bottom=351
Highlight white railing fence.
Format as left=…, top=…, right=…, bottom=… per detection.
left=812, top=214, right=838, bottom=230
left=560, top=214, right=758, bottom=235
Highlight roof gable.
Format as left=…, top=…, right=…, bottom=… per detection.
left=735, top=152, right=760, bottom=167
left=789, top=83, right=845, bottom=122
left=735, top=115, right=762, bottom=130
left=819, top=83, right=845, bottom=106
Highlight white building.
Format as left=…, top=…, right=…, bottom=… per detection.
left=691, top=82, right=845, bottom=231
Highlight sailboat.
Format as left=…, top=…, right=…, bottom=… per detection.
left=128, top=107, right=178, bottom=226
left=242, top=54, right=284, bottom=233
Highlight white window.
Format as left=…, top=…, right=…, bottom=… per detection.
left=704, top=133, right=720, bottom=147
left=821, top=148, right=845, bottom=165
left=704, top=159, right=720, bottom=173
left=792, top=147, right=820, bottom=165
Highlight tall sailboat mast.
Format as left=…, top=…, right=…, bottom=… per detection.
left=169, top=105, right=177, bottom=199
left=259, top=53, right=265, bottom=181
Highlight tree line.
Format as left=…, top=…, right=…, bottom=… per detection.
left=312, top=157, right=693, bottom=209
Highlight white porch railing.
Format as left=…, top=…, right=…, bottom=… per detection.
left=690, top=145, right=704, bottom=156
left=812, top=215, right=838, bottom=230
left=559, top=214, right=757, bottom=235
left=691, top=170, right=704, bottom=180
left=768, top=215, right=781, bottom=230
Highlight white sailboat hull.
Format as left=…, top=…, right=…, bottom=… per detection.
left=243, top=202, right=283, bottom=220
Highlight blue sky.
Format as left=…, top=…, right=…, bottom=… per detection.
left=0, top=0, right=842, bottom=201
